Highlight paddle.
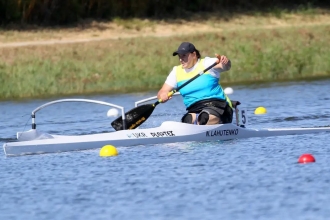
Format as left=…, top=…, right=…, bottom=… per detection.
left=111, top=55, right=221, bottom=131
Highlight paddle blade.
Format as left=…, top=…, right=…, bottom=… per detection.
left=111, top=104, right=156, bottom=131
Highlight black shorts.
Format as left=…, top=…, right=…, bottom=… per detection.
left=182, top=99, right=233, bottom=124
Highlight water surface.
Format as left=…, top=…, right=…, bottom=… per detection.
left=1, top=80, right=330, bottom=220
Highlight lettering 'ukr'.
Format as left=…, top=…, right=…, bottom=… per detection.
left=132, top=132, right=148, bottom=138
left=206, top=129, right=239, bottom=137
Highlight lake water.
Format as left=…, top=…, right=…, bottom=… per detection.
left=1, top=80, right=330, bottom=220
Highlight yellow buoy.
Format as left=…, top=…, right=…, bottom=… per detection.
left=254, top=106, right=267, bottom=115
left=100, top=145, right=118, bottom=157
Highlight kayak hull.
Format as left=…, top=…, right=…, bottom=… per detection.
left=3, top=121, right=330, bottom=156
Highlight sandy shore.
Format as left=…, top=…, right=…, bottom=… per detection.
left=1, top=13, right=329, bottom=48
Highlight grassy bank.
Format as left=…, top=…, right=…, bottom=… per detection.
left=1, top=17, right=330, bottom=100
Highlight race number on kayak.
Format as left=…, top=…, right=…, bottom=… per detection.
left=236, top=108, right=248, bottom=127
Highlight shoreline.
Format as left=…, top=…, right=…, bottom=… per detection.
left=1, top=12, right=329, bottom=101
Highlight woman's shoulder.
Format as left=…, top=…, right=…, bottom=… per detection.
left=203, top=57, right=217, bottom=66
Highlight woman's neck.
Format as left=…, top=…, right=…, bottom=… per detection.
left=186, top=58, right=198, bottom=69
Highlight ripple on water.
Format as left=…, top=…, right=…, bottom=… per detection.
left=1, top=80, right=330, bottom=220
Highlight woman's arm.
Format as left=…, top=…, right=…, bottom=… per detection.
left=157, top=83, right=174, bottom=103
left=214, top=54, right=231, bottom=71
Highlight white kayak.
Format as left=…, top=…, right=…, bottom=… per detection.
left=3, top=97, right=330, bottom=156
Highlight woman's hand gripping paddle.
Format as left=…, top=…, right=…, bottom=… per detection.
left=111, top=55, right=221, bottom=131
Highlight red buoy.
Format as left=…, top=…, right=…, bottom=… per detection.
left=298, top=154, right=316, bottom=163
